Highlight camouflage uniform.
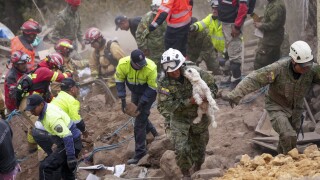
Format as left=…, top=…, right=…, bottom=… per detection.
left=187, top=30, right=220, bottom=75
left=135, top=11, right=166, bottom=72
left=157, top=65, right=218, bottom=171
left=280, top=31, right=290, bottom=58
left=49, top=6, right=83, bottom=49
left=254, top=0, right=286, bottom=70
left=228, top=58, right=320, bottom=154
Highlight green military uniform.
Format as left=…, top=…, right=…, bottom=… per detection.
left=135, top=11, right=166, bottom=72
left=49, top=6, right=83, bottom=48
left=157, top=65, right=218, bottom=171
left=187, top=30, right=220, bottom=75
left=254, top=0, right=286, bottom=70
left=228, top=58, right=320, bottom=154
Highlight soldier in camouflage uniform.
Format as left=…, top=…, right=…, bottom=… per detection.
left=157, top=48, right=218, bottom=179
left=225, top=41, right=320, bottom=155
left=48, top=0, right=85, bottom=51
left=187, top=18, right=220, bottom=75
left=135, top=0, right=166, bottom=72
left=254, top=0, right=286, bottom=70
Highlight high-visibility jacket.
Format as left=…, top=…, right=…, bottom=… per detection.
left=153, top=0, right=192, bottom=28
left=115, top=56, right=157, bottom=102
left=40, top=103, right=80, bottom=158
left=51, top=91, right=81, bottom=124
left=11, top=36, right=35, bottom=71
left=195, top=14, right=225, bottom=53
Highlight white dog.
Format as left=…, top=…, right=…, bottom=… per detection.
left=183, top=67, right=219, bottom=128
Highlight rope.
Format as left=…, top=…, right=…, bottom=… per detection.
left=5, top=109, right=21, bottom=122
left=103, top=117, right=135, bottom=140
left=240, top=86, right=268, bottom=104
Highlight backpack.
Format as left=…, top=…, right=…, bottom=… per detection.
left=104, top=40, right=119, bottom=67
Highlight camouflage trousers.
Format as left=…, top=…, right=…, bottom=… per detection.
left=254, top=43, right=281, bottom=70
left=268, top=110, right=299, bottom=155
left=169, top=114, right=210, bottom=171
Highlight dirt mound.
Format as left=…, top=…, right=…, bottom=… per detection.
left=217, top=145, right=320, bottom=180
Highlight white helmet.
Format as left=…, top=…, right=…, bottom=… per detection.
left=152, top=0, right=162, bottom=6
left=289, top=40, right=313, bottom=64
left=209, top=0, right=218, bottom=7
left=161, top=48, right=185, bottom=72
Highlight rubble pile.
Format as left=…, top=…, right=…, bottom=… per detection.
left=217, top=145, right=320, bottom=180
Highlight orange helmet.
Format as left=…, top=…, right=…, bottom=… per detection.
left=21, top=19, right=42, bottom=34
left=54, top=39, right=74, bottom=57
left=46, top=52, right=64, bottom=70
left=11, top=50, right=30, bottom=64
left=65, top=0, right=81, bottom=6
left=84, top=27, right=103, bottom=44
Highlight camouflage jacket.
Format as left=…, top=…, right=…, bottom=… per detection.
left=135, top=11, right=166, bottom=63
left=187, top=30, right=215, bottom=64
left=157, top=65, right=218, bottom=123
left=228, top=57, right=320, bottom=123
left=49, top=6, right=83, bottom=43
left=258, top=0, right=286, bottom=46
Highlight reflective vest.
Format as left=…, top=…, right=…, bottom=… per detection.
left=195, top=14, right=225, bottom=53
left=157, top=0, right=192, bottom=28
left=11, top=36, right=35, bottom=71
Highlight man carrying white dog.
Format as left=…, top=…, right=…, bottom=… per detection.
left=157, top=48, right=218, bottom=179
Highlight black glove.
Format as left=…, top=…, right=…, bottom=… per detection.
left=67, top=156, right=78, bottom=171
left=0, top=110, right=5, bottom=120
left=221, top=94, right=239, bottom=108
left=148, top=24, right=156, bottom=32
left=121, top=98, right=126, bottom=113
left=189, top=24, right=197, bottom=32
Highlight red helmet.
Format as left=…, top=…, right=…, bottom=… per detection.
left=84, top=27, right=103, bottom=44
left=11, top=50, right=31, bottom=64
left=21, top=19, right=42, bottom=34
left=54, top=39, right=74, bottom=57
left=65, top=0, right=81, bottom=6
left=46, top=52, right=64, bottom=70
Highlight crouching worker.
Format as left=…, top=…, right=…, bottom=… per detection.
left=25, top=94, right=82, bottom=180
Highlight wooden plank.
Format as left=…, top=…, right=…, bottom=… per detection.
left=250, top=139, right=277, bottom=151
left=254, top=109, right=278, bottom=137
left=252, top=132, right=320, bottom=144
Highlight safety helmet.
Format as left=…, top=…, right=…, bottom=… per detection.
left=209, top=0, right=218, bottom=7
left=289, top=41, right=313, bottom=64
left=54, top=39, right=74, bottom=57
left=11, top=50, right=30, bottom=64
left=151, top=0, right=162, bottom=13
left=84, top=27, right=103, bottom=44
left=65, top=0, right=81, bottom=6
left=161, top=48, right=185, bottom=72
left=21, top=19, right=42, bottom=34
left=46, top=52, right=64, bottom=70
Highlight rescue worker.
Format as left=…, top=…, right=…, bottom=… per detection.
left=16, top=52, right=71, bottom=153
left=187, top=17, right=221, bottom=75
left=224, top=41, right=320, bottom=155
left=11, top=19, right=42, bottom=71
left=0, top=120, right=21, bottom=180
left=84, top=27, right=126, bottom=99
left=253, top=0, right=286, bottom=70
left=135, top=0, right=166, bottom=72
left=157, top=48, right=218, bottom=179
left=0, top=92, right=4, bottom=119
left=217, top=0, right=248, bottom=89
left=189, top=1, right=225, bottom=57
left=51, top=78, right=88, bottom=137
left=149, top=0, right=193, bottom=56
left=115, top=49, right=159, bottom=164
left=25, top=94, right=82, bottom=180
left=4, top=51, right=29, bottom=113
left=49, top=0, right=85, bottom=51
left=114, top=15, right=142, bottom=39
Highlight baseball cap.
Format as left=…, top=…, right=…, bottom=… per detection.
left=25, top=94, right=44, bottom=111
left=61, top=78, right=79, bottom=91
left=130, top=49, right=147, bottom=70
left=114, top=15, right=127, bottom=31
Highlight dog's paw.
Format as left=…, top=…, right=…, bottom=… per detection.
left=211, top=120, right=217, bottom=128
left=193, top=117, right=201, bottom=124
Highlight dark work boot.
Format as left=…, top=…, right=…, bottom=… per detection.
left=151, top=128, right=159, bottom=138
left=229, top=78, right=241, bottom=90
left=127, top=158, right=140, bottom=165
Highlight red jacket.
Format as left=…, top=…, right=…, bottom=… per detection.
left=218, top=0, right=248, bottom=29
left=4, top=67, right=24, bottom=111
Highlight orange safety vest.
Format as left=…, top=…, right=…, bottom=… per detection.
left=11, top=36, right=36, bottom=71
left=157, top=0, right=192, bottom=28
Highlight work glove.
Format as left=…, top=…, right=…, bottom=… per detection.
left=0, top=110, right=5, bottom=120
left=231, top=26, right=241, bottom=38
left=121, top=98, right=126, bottom=113
left=189, top=24, right=197, bottom=32
left=67, top=156, right=78, bottom=171
left=82, top=129, right=89, bottom=139
left=148, top=24, right=156, bottom=32
left=221, top=94, right=240, bottom=108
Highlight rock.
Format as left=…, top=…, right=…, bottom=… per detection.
left=252, top=155, right=266, bottom=167
left=287, top=148, right=299, bottom=159
left=124, top=139, right=135, bottom=160
left=260, top=153, right=273, bottom=163
left=239, top=154, right=251, bottom=166
left=160, top=150, right=181, bottom=180
left=303, top=144, right=320, bottom=158
left=314, top=112, right=320, bottom=123
left=242, top=111, right=260, bottom=131
left=202, top=155, right=224, bottom=169
left=103, top=175, right=125, bottom=179
left=147, top=169, right=165, bottom=179
left=302, top=121, right=316, bottom=132
left=120, top=166, right=145, bottom=179
left=137, top=154, right=151, bottom=167
left=191, top=168, right=223, bottom=179
left=312, top=85, right=320, bottom=96
left=93, top=142, right=121, bottom=166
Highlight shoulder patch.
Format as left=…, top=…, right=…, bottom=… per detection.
left=158, top=87, right=170, bottom=95
left=54, top=124, right=63, bottom=133
left=267, top=72, right=275, bottom=82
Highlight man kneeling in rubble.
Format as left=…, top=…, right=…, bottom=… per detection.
left=224, top=41, right=320, bottom=155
